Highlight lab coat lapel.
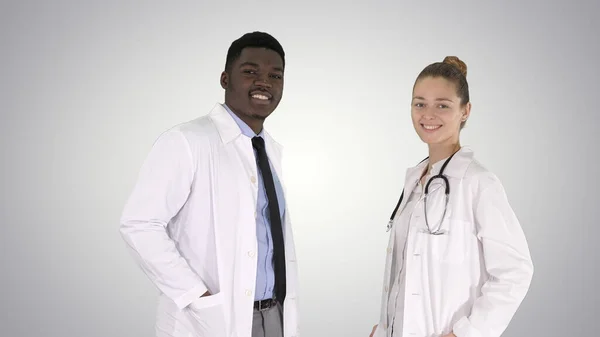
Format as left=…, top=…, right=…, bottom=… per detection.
left=209, top=104, right=259, bottom=204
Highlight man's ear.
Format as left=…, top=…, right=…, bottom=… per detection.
left=220, top=71, right=228, bottom=89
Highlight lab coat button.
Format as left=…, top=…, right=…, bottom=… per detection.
left=245, top=289, right=253, bottom=296
left=248, top=251, right=256, bottom=257
left=387, top=247, right=392, bottom=254
left=251, top=176, right=257, bottom=183
left=384, top=286, right=388, bottom=292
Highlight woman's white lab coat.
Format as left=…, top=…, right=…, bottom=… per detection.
left=373, top=147, right=533, bottom=337
left=119, top=104, right=300, bottom=337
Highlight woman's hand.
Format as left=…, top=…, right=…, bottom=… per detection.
left=369, top=324, right=378, bottom=337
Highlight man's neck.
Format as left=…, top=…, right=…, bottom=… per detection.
left=224, top=103, right=264, bottom=135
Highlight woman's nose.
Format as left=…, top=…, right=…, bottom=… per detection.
left=422, top=108, right=436, bottom=119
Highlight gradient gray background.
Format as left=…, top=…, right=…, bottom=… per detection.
left=1, top=1, right=598, bottom=336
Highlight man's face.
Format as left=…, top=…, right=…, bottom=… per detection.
left=221, top=47, right=284, bottom=123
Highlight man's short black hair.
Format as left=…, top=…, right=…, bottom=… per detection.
left=224, top=31, right=285, bottom=71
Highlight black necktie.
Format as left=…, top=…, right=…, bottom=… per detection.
left=252, top=136, right=286, bottom=303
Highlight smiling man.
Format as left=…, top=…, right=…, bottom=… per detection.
left=120, top=32, right=299, bottom=337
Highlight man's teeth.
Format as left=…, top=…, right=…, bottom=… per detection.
left=252, top=94, right=269, bottom=100
left=423, top=125, right=441, bottom=130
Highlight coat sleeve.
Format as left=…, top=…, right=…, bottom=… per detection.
left=119, top=129, right=208, bottom=310
left=452, top=173, right=534, bottom=337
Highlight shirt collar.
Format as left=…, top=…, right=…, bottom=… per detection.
left=222, top=103, right=264, bottom=138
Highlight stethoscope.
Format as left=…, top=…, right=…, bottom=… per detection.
left=386, top=151, right=458, bottom=235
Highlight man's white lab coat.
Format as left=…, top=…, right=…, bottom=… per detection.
left=120, top=103, right=300, bottom=337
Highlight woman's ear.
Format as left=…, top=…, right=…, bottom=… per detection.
left=462, top=102, right=472, bottom=121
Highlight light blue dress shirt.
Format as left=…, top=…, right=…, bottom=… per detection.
left=223, top=104, right=286, bottom=301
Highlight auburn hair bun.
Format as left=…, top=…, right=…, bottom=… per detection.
left=443, top=56, right=467, bottom=77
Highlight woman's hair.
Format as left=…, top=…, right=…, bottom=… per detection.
left=414, top=56, right=470, bottom=128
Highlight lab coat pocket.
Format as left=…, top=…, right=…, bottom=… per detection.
left=428, top=219, right=467, bottom=264
left=184, top=292, right=227, bottom=337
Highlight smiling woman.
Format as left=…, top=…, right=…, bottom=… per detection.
left=370, top=56, right=534, bottom=337
left=412, top=56, right=470, bottom=142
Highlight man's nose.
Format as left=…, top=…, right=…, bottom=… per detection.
left=254, top=75, right=271, bottom=88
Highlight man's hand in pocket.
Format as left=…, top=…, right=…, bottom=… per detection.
left=184, top=292, right=226, bottom=337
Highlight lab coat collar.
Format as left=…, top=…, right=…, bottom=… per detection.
left=406, top=146, right=475, bottom=183
left=208, top=103, right=275, bottom=145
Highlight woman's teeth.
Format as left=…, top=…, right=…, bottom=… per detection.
left=423, top=125, right=441, bottom=130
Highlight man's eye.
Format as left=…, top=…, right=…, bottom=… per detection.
left=243, top=70, right=257, bottom=74
left=270, top=74, right=282, bottom=79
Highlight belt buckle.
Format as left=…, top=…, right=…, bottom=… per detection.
left=258, top=299, right=272, bottom=312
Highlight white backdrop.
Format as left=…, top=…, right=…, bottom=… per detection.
left=1, top=1, right=598, bottom=336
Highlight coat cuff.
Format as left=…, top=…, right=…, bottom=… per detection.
left=173, top=283, right=209, bottom=310
left=453, top=316, right=482, bottom=337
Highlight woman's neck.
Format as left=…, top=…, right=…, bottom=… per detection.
left=427, top=141, right=461, bottom=171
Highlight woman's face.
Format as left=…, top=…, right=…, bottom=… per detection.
left=411, top=76, right=470, bottom=146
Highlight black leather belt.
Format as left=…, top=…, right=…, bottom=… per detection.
left=253, top=298, right=277, bottom=311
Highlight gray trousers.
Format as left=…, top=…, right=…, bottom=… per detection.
left=251, top=303, right=283, bottom=337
